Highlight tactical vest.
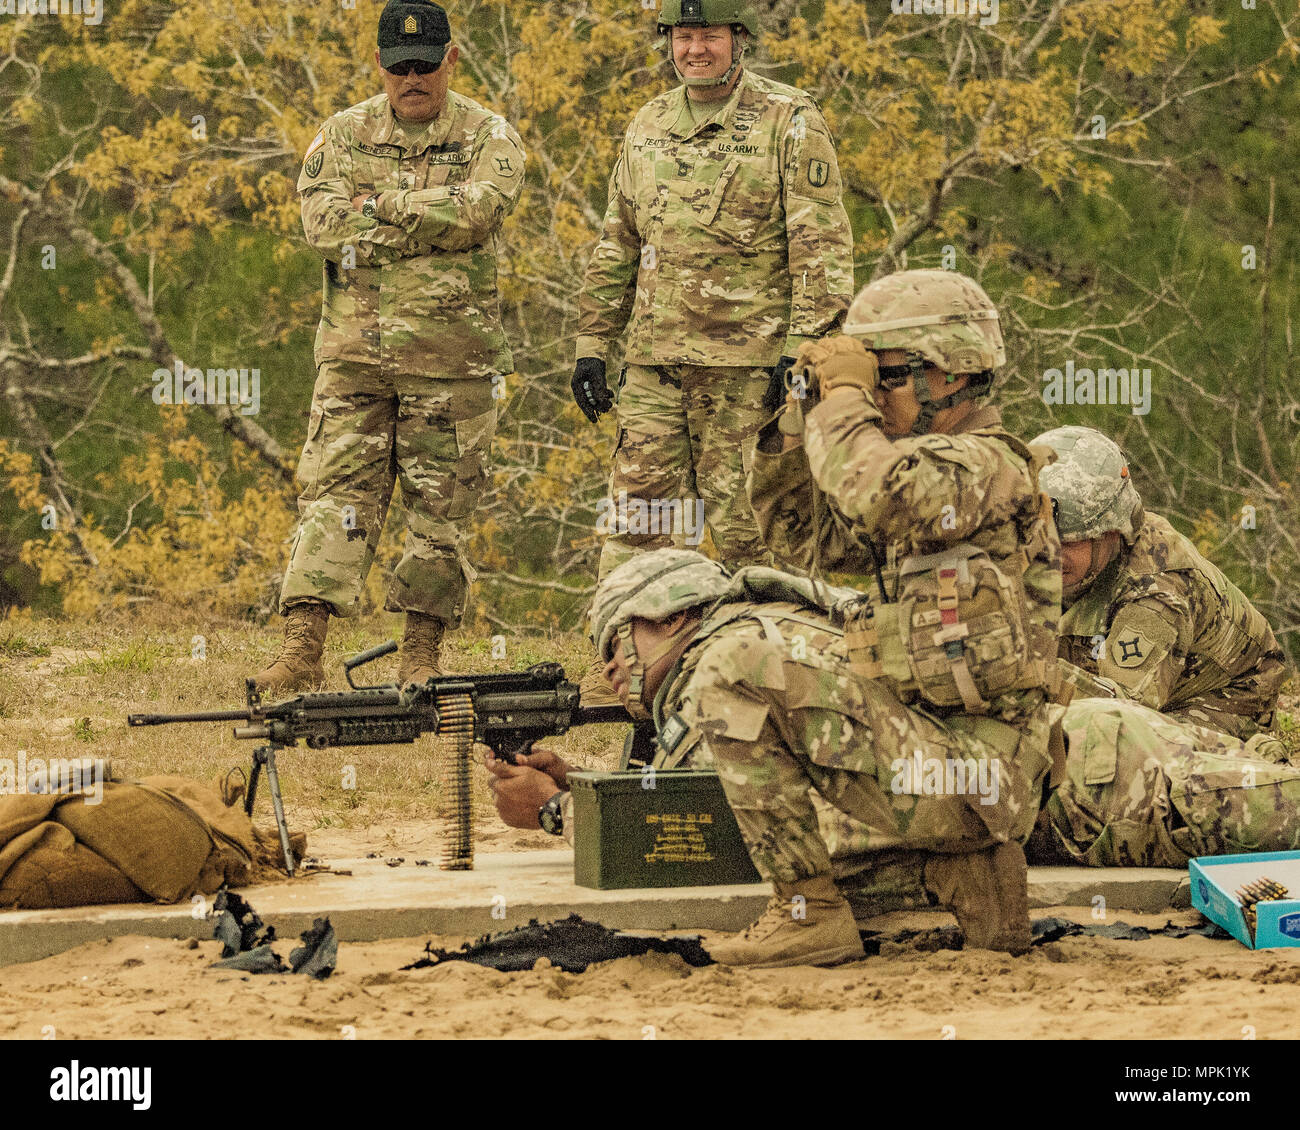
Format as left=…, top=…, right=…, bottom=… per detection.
left=838, top=429, right=1060, bottom=714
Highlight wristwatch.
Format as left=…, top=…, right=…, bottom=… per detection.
left=538, top=791, right=566, bottom=836
left=360, top=194, right=379, bottom=219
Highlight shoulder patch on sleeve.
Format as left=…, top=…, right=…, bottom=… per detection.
left=476, top=118, right=526, bottom=187
left=299, top=125, right=335, bottom=190
left=697, top=684, right=770, bottom=742
left=787, top=112, right=843, bottom=205
left=1104, top=604, right=1178, bottom=670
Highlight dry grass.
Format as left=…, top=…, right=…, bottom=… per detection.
left=0, top=614, right=628, bottom=835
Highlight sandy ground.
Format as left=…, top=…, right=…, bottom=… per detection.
left=7, top=819, right=1300, bottom=1041
left=5, top=897, right=1300, bottom=1040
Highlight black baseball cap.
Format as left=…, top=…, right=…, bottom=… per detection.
left=378, top=0, right=452, bottom=69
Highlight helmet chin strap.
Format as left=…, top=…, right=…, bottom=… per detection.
left=614, top=619, right=699, bottom=722
left=674, top=30, right=747, bottom=88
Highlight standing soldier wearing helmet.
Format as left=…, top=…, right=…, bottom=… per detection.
left=570, top=0, right=854, bottom=593
left=742, top=268, right=1063, bottom=942
left=1033, top=426, right=1288, bottom=740
left=487, top=548, right=1044, bottom=966
left=254, top=0, right=527, bottom=694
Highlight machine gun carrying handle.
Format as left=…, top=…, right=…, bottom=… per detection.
left=344, top=640, right=398, bottom=689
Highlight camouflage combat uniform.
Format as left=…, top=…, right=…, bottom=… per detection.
left=655, top=572, right=1052, bottom=884
left=581, top=562, right=1040, bottom=890
left=746, top=398, right=1062, bottom=859
left=576, top=68, right=854, bottom=578
left=725, top=271, right=1061, bottom=914
left=1029, top=696, right=1300, bottom=867
left=1058, top=511, right=1287, bottom=740
left=280, top=90, right=526, bottom=625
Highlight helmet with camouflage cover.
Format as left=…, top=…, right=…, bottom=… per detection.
left=657, top=0, right=759, bottom=88
left=1032, top=425, right=1144, bottom=544
left=841, top=269, right=1005, bottom=434
left=589, top=548, right=731, bottom=721
left=843, top=269, right=1006, bottom=374
left=590, top=548, right=731, bottom=665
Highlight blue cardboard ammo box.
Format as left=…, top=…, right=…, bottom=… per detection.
left=568, top=768, right=761, bottom=890
left=1190, top=850, right=1300, bottom=949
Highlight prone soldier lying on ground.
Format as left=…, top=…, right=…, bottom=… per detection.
left=488, top=549, right=1040, bottom=967
left=1033, top=695, right=1300, bottom=867
left=1034, top=425, right=1289, bottom=740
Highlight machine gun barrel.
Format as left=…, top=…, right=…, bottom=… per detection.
left=128, top=709, right=250, bottom=726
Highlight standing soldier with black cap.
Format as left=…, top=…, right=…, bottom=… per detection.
left=255, top=0, right=527, bottom=693
left=571, top=0, right=854, bottom=701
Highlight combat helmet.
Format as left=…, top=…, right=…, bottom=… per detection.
left=589, top=548, right=731, bottom=720
left=1032, top=425, right=1144, bottom=545
left=658, top=0, right=759, bottom=88
left=843, top=269, right=1005, bottom=434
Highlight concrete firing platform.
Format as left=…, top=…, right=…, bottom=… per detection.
left=0, top=852, right=1192, bottom=968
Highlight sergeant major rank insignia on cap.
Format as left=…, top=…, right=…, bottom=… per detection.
left=404, top=13, right=418, bottom=33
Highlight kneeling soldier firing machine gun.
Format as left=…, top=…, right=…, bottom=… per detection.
left=128, top=642, right=628, bottom=876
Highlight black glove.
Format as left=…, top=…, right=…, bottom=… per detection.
left=763, top=356, right=797, bottom=415
left=571, top=357, right=614, bottom=423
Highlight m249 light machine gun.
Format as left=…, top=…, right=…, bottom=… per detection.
left=128, top=643, right=630, bottom=876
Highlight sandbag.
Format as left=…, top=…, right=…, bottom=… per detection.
left=0, top=792, right=62, bottom=856
left=54, top=781, right=215, bottom=901
left=0, top=773, right=291, bottom=909
left=0, top=821, right=144, bottom=909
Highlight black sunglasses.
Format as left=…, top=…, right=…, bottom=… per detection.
left=877, top=355, right=927, bottom=390
left=386, top=58, right=441, bottom=76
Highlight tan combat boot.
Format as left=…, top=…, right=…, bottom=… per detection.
left=707, top=874, right=865, bottom=969
left=397, top=612, right=445, bottom=687
left=578, top=656, right=622, bottom=707
left=252, top=601, right=329, bottom=694
left=924, top=840, right=1032, bottom=955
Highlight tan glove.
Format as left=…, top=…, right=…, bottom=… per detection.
left=792, top=335, right=881, bottom=401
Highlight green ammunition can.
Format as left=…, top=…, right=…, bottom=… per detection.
left=570, top=769, right=762, bottom=890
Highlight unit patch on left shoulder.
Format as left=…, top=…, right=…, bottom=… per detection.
left=788, top=114, right=842, bottom=204
left=1110, top=633, right=1150, bottom=667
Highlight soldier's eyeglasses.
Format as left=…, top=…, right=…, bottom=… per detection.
left=878, top=357, right=926, bottom=390
left=386, top=59, right=440, bottom=76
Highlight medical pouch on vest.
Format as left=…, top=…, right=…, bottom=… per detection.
left=843, top=543, right=1033, bottom=712
left=840, top=429, right=1060, bottom=714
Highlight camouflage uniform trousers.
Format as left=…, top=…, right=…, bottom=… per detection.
left=691, top=626, right=1051, bottom=887
left=279, top=358, right=497, bottom=626
left=1028, top=696, right=1300, bottom=868
left=598, top=363, right=775, bottom=580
